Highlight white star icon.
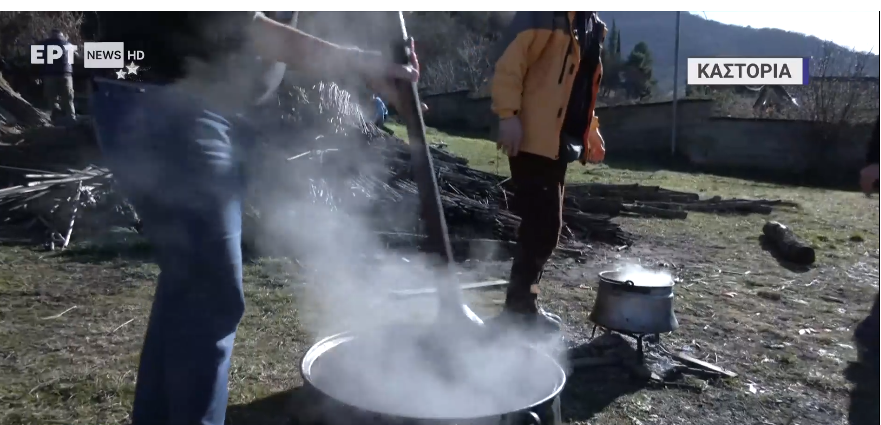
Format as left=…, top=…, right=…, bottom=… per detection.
left=115, top=69, right=127, bottom=80
left=125, top=62, right=140, bottom=75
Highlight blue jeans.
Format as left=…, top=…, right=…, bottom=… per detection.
left=90, top=78, right=246, bottom=425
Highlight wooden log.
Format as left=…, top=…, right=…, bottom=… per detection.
left=637, top=200, right=774, bottom=215
left=762, top=221, right=816, bottom=265
left=566, top=183, right=701, bottom=202
left=0, top=80, right=634, bottom=250
left=570, top=198, right=623, bottom=215
left=671, top=352, right=738, bottom=378
left=0, top=74, right=51, bottom=129
left=624, top=204, right=688, bottom=219
left=706, top=201, right=772, bottom=214
left=725, top=198, right=800, bottom=208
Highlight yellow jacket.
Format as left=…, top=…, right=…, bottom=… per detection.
left=490, top=12, right=605, bottom=162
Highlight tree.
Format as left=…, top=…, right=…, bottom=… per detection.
left=613, top=26, right=621, bottom=60
left=405, top=12, right=499, bottom=93
left=685, top=84, right=708, bottom=98
left=605, top=21, right=619, bottom=61
left=0, top=12, right=84, bottom=59
left=622, top=41, right=656, bottom=100
left=600, top=21, right=623, bottom=97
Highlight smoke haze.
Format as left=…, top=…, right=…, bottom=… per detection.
left=156, top=11, right=567, bottom=419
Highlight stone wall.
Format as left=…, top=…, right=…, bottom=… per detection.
left=596, top=99, right=871, bottom=182
left=418, top=92, right=873, bottom=185
left=422, top=90, right=494, bottom=133
left=595, top=99, right=715, bottom=157
left=682, top=118, right=871, bottom=178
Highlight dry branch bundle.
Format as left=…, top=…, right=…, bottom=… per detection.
left=1, top=80, right=793, bottom=251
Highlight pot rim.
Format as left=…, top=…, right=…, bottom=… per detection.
left=300, top=328, right=568, bottom=421
left=598, top=269, right=675, bottom=288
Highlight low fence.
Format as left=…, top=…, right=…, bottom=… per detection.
left=420, top=93, right=873, bottom=186
left=597, top=100, right=872, bottom=184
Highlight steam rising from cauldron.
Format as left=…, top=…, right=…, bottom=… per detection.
left=264, top=161, right=566, bottom=418
left=616, top=261, right=674, bottom=287
left=235, top=12, right=565, bottom=420
left=108, top=11, right=566, bottom=418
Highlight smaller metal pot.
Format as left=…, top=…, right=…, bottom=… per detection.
left=588, top=270, right=679, bottom=335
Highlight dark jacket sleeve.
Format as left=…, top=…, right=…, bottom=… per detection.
left=868, top=117, right=879, bottom=166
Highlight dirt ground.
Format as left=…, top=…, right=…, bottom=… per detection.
left=1, top=156, right=879, bottom=424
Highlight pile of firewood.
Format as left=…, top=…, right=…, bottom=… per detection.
left=564, top=184, right=799, bottom=219
left=0, top=80, right=633, bottom=248
left=0, top=73, right=51, bottom=134
left=0, top=77, right=795, bottom=252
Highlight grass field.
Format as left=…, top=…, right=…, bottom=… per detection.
left=0, top=124, right=878, bottom=424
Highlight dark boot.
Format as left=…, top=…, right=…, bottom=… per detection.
left=487, top=273, right=564, bottom=337
left=854, top=293, right=879, bottom=364
left=846, top=293, right=880, bottom=425
left=491, top=153, right=567, bottom=339
left=489, top=305, right=564, bottom=336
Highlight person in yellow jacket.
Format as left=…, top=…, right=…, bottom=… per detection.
left=489, top=11, right=606, bottom=334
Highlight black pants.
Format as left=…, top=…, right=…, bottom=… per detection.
left=375, top=119, right=394, bottom=135
left=854, top=293, right=879, bottom=356
left=505, top=152, right=568, bottom=312
left=847, top=293, right=879, bottom=425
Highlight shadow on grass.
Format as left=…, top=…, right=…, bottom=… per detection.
left=561, top=370, right=645, bottom=423
left=561, top=336, right=649, bottom=423
left=0, top=237, right=38, bottom=248
left=0, top=224, right=47, bottom=247
left=55, top=238, right=268, bottom=265
left=228, top=378, right=646, bottom=425
left=54, top=239, right=155, bottom=264
left=232, top=385, right=429, bottom=425
left=224, top=350, right=653, bottom=425
left=844, top=359, right=880, bottom=425
left=226, top=387, right=304, bottom=425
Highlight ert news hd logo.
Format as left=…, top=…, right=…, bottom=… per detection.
left=31, top=42, right=145, bottom=77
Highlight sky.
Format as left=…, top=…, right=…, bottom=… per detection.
left=692, top=12, right=881, bottom=53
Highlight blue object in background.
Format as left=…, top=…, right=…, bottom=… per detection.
left=373, top=95, right=388, bottom=124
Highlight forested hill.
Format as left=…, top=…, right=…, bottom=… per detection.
left=598, top=11, right=880, bottom=90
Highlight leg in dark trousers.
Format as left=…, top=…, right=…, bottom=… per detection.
left=847, top=293, right=880, bottom=425
left=59, top=75, right=76, bottom=121
left=506, top=152, right=567, bottom=314
left=43, top=75, right=60, bottom=113
left=854, top=293, right=880, bottom=360
left=375, top=119, right=395, bottom=135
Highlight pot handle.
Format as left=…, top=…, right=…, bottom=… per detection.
left=524, top=411, right=541, bottom=425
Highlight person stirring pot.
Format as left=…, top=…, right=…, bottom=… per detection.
left=90, top=12, right=419, bottom=425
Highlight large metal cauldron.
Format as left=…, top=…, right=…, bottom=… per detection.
left=588, top=270, right=679, bottom=335
left=300, top=325, right=566, bottom=425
